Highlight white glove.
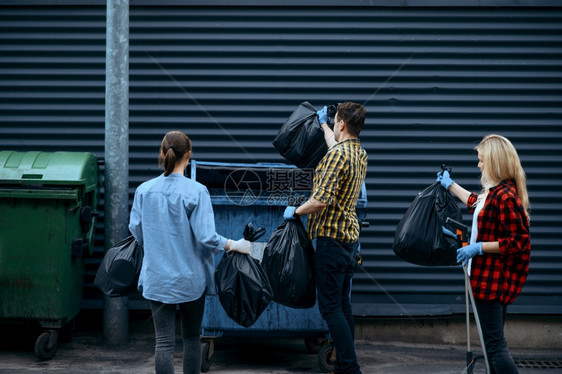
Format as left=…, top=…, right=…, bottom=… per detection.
left=229, top=238, right=251, bottom=255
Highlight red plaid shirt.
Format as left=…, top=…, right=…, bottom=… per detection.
left=467, top=179, right=531, bottom=305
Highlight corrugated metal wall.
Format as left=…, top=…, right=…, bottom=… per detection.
left=1, top=4, right=561, bottom=315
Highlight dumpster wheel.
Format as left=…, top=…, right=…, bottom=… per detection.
left=305, top=336, right=327, bottom=353
left=200, top=340, right=214, bottom=372
left=35, top=331, right=58, bottom=361
left=317, top=343, right=335, bottom=373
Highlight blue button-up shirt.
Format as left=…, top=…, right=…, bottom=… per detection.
left=129, top=173, right=228, bottom=304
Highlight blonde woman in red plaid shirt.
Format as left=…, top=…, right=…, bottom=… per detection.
left=437, top=134, right=530, bottom=374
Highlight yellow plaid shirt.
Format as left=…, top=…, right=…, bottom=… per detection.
left=307, top=139, right=367, bottom=243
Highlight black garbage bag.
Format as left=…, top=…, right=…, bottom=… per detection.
left=94, top=235, right=144, bottom=297
left=261, top=219, right=316, bottom=309
left=272, top=101, right=328, bottom=169
left=392, top=182, right=461, bottom=266
left=215, top=251, right=274, bottom=327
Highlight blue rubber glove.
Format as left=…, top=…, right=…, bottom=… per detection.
left=456, top=242, right=483, bottom=267
left=317, top=106, right=328, bottom=125
left=442, top=226, right=457, bottom=239
left=283, top=206, right=297, bottom=220
left=436, top=170, right=455, bottom=190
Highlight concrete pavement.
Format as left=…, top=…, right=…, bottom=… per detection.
left=1, top=330, right=561, bottom=374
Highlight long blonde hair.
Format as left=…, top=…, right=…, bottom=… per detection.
left=475, top=134, right=530, bottom=221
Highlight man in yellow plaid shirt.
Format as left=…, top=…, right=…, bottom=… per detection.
left=284, top=102, right=367, bottom=374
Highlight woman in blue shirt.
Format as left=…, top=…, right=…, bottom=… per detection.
left=129, top=131, right=250, bottom=374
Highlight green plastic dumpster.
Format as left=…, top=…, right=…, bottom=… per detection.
left=0, top=151, right=98, bottom=360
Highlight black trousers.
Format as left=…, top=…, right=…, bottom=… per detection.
left=475, top=299, right=519, bottom=374
left=315, top=237, right=362, bottom=374
left=149, top=294, right=205, bottom=374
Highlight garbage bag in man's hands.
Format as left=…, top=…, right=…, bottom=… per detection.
left=95, top=235, right=144, bottom=297
left=392, top=181, right=461, bottom=266
left=272, top=101, right=328, bottom=169
left=215, top=251, right=274, bottom=327
left=261, top=218, right=316, bottom=308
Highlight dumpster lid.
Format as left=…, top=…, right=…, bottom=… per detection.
left=0, top=151, right=98, bottom=188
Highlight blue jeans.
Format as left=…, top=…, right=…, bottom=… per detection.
left=475, top=300, right=518, bottom=374
left=314, top=237, right=361, bottom=374
left=149, top=294, right=205, bottom=374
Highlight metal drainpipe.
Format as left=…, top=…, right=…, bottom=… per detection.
left=104, top=0, right=130, bottom=345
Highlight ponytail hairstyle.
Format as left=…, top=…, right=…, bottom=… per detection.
left=475, top=134, right=530, bottom=222
left=158, top=131, right=192, bottom=177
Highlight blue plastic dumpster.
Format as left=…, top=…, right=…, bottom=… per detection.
left=190, top=160, right=367, bottom=372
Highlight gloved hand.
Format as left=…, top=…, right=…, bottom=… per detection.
left=317, top=106, right=328, bottom=125
left=442, top=226, right=456, bottom=239
left=436, top=170, right=455, bottom=190
left=456, top=242, right=483, bottom=267
left=283, top=206, right=298, bottom=220
left=229, top=238, right=251, bottom=254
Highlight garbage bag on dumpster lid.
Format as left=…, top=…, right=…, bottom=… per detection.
left=215, top=251, right=274, bottom=327
left=273, top=101, right=337, bottom=169
left=94, top=235, right=144, bottom=297
left=392, top=180, right=461, bottom=266
left=261, top=218, right=316, bottom=309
